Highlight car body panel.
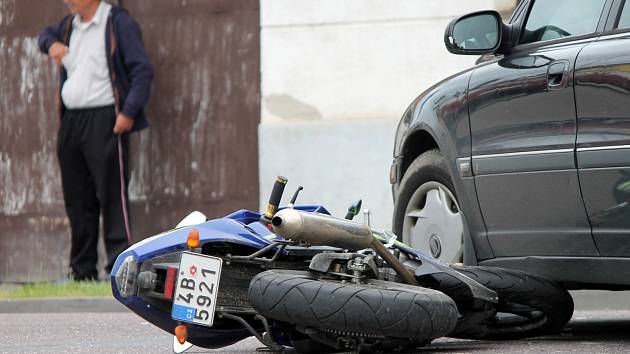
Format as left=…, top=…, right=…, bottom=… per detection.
left=479, top=256, right=630, bottom=289
left=575, top=31, right=630, bottom=257
left=394, top=67, right=496, bottom=261
left=468, top=39, right=598, bottom=257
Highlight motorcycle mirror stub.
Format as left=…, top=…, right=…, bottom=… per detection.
left=176, top=211, right=207, bottom=228
left=288, top=185, right=304, bottom=207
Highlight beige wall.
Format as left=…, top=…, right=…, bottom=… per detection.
left=261, top=0, right=517, bottom=123
left=259, top=0, right=518, bottom=228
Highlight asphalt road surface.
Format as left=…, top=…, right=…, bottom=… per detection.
left=1, top=294, right=629, bottom=353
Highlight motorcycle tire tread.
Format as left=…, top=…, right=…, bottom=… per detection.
left=444, top=266, right=574, bottom=340
left=249, top=269, right=458, bottom=341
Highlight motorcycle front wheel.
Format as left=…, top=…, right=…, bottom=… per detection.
left=248, top=269, right=458, bottom=343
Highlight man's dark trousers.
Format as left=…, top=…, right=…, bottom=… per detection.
left=57, top=105, right=130, bottom=281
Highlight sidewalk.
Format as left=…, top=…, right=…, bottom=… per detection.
left=0, top=282, right=126, bottom=313
left=0, top=297, right=126, bottom=313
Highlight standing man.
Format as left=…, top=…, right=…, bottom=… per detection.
left=39, top=0, right=153, bottom=280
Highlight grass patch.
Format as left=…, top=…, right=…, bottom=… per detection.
left=0, top=281, right=112, bottom=298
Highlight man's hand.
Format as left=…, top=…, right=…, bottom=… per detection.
left=48, top=42, right=68, bottom=65
left=113, top=113, right=134, bottom=134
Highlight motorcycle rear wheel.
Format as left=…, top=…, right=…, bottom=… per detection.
left=249, top=269, right=458, bottom=343
left=438, top=266, right=574, bottom=340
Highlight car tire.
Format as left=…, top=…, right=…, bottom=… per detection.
left=439, top=266, right=574, bottom=340
left=393, top=149, right=464, bottom=263
left=248, top=269, right=458, bottom=342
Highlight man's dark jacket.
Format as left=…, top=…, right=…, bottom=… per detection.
left=38, top=5, right=153, bottom=132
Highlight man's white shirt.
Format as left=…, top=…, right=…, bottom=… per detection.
left=61, top=1, right=115, bottom=109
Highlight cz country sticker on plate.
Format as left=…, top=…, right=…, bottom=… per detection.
left=171, top=252, right=222, bottom=327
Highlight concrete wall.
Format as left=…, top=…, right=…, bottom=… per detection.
left=259, top=0, right=517, bottom=228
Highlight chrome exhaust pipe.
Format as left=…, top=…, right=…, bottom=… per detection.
left=271, top=209, right=419, bottom=285
left=271, top=209, right=374, bottom=251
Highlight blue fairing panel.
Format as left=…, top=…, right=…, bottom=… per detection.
left=112, top=205, right=330, bottom=294
left=110, top=205, right=329, bottom=347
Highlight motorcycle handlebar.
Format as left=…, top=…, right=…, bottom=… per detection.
left=264, top=176, right=288, bottom=220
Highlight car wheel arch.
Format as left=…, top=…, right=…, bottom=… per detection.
left=399, top=125, right=462, bottom=193
left=400, top=128, right=440, bottom=179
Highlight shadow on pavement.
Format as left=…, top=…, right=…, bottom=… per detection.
left=560, top=317, right=630, bottom=340
left=410, top=316, right=630, bottom=353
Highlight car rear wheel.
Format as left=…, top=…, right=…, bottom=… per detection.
left=393, top=149, right=464, bottom=263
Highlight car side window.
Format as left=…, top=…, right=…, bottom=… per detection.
left=617, top=0, right=630, bottom=29
left=520, top=0, right=607, bottom=44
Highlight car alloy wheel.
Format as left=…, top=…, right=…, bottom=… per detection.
left=402, top=181, right=463, bottom=263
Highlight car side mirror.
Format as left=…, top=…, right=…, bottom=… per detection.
left=444, top=10, right=503, bottom=55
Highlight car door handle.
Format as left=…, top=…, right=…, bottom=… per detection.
left=547, top=61, right=568, bottom=90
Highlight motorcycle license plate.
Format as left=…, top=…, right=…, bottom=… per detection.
left=171, top=252, right=222, bottom=327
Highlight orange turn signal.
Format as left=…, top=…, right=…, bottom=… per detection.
left=187, top=228, right=200, bottom=248
left=175, top=324, right=188, bottom=344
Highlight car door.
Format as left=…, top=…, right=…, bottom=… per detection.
left=574, top=0, right=630, bottom=257
left=468, top=0, right=611, bottom=257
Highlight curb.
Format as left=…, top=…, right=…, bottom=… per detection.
left=0, top=297, right=127, bottom=313
left=571, top=290, right=630, bottom=312
left=0, top=291, right=626, bottom=314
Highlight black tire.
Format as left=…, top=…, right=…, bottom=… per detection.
left=249, top=269, right=458, bottom=342
left=440, top=266, right=574, bottom=340
left=392, top=149, right=464, bottom=263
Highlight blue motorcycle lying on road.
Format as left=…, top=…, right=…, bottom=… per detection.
left=111, top=177, right=574, bottom=353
